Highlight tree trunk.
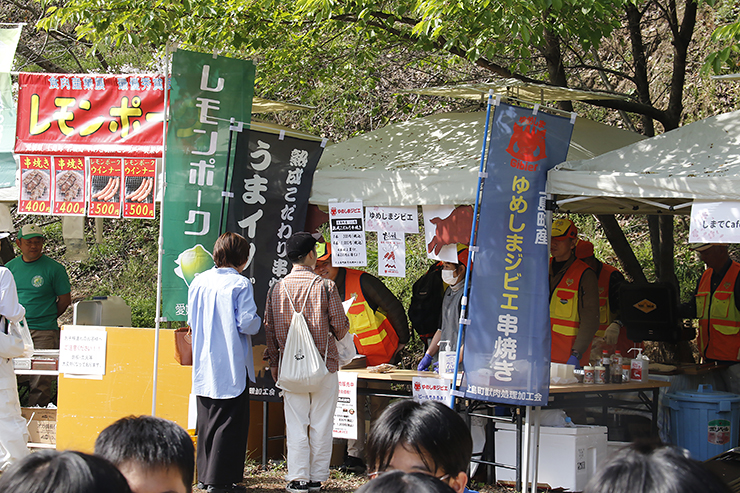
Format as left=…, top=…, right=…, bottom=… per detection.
left=542, top=22, right=573, bottom=113
left=596, top=214, right=647, bottom=283
left=625, top=3, right=655, bottom=136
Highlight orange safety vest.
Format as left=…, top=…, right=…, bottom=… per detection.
left=344, top=269, right=399, bottom=366
left=696, top=261, right=740, bottom=361
left=550, top=259, right=591, bottom=366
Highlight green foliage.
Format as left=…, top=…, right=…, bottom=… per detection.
left=704, top=2, right=740, bottom=73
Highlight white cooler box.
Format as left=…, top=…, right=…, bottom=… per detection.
left=494, top=422, right=608, bottom=491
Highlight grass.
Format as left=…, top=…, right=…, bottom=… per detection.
left=190, top=460, right=516, bottom=493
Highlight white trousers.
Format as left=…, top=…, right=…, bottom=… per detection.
left=0, top=386, right=29, bottom=471
left=283, top=371, right=339, bottom=482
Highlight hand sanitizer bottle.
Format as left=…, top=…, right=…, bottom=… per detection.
left=629, top=348, right=649, bottom=382
left=439, top=341, right=456, bottom=379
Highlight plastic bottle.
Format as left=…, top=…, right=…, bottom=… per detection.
left=601, top=350, right=611, bottom=383
left=622, top=362, right=631, bottom=383
left=611, top=351, right=623, bottom=384
left=438, top=341, right=455, bottom=379
left=595, top=365, right=606, bottom=384
left=564, top=416, right=576, bottom=427
left=629, top=348, right=649, bottom=382
left=583, top=365, right=595, bottom=384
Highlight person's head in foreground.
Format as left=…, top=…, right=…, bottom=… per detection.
left=356, top=470, right=456, bottom=493
left=365, top=400, right=473, bottom=493
left=582, top=441, right=730, bottom=493
left=213, top=232, right=250, bottom=272
left=550, top=218, right=578, bottom=262
left=95, top=415, right=194, bottom=493
left=0, top=449, right=131, bottom=493
left=441, top=247, right=468, bottom=288
left=286, top=231, right=318, bottom=267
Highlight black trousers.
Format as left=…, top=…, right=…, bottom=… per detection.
left=196, top=384, right=250, bottom=485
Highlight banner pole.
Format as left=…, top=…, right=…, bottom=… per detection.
left=152, top=46, right=172, bottom=416
left=218, top=120, right=236, bottom=235
left=448, top=90, right=496, bottom=409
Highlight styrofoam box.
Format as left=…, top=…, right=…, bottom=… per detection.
left=494, top=422, right=608, bottom=492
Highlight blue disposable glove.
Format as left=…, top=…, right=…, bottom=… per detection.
left=417, top=353, right=433, bottom=371
left=433, top=362, right=439, bottom=373
left=567, top=354, right=581, bottom=369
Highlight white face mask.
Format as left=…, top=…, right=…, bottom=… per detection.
left=441, top=269, right=459, bottom=285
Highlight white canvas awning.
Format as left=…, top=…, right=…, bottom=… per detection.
left=547, top=109, right=740, bottom=215
left=310, top=111, right=645, bottom=207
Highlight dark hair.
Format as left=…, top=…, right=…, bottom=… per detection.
left=0, top=450, right=131, bottom=493
left=212, top=232, right=249, bottom=268
left=356, top=471, right=456, bottom=493
left=366, top=400, right=472, bottom=477
left=583, top=441, right=730, bottom=493
left=95, top=415, right=194, bottom=491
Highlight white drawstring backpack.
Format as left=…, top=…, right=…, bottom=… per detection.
left=276, top=279, right=329, bottom=393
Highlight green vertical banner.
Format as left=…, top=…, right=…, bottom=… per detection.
left=162, top=49, right=255, bottom=321
left=0, top=25, right=22, bottom=187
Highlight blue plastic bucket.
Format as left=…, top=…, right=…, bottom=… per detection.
left=666, top=384, right=740, bottom=460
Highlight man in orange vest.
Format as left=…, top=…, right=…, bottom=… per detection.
left=314, top=241, right=409, bottom=474
left=549, top=219, right=599, bottom=368
left=575, top=240, right=641, bottom=358
left=680, top=243, right=740, bottom=365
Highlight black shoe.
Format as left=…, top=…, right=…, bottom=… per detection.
left=339, top=455, right=366, bottom=475
left=286, top=481, right=310, bottom=493
left=206, top=484, right=246, bottom=493
left=307, top=481, right=321, bottom=492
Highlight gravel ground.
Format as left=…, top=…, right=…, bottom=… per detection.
left=192, top=461, right=516, bottom=493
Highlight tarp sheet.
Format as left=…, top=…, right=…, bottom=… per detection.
left=310, top=111, right=645, bottom=207
left=547, top=110, right=740, bottom=215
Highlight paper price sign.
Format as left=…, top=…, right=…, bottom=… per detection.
left=89, top=157, right=123, bottom=218
left=52, top=156, right=86, bottom=216
left=122, top=158, right=156, bottom=219
left=18, top=155, right=53, bottom=215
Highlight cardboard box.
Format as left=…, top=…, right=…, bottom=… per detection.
left=21, top=408, right=57, bottom=445
left=494, top=422, right=607, bottom=491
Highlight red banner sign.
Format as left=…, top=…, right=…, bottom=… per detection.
left=15, top=73, right=165, bottom=156
left=18, top=155, right=52, bottom=214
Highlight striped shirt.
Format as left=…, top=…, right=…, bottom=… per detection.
left=264, top=264, right=349, bottom=373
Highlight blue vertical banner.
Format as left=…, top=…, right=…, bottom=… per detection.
left=462, top=103, right=574, bottom=406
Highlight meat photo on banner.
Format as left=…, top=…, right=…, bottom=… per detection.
left=52, top=156, right=86, bottom=216
left=123, top=158, right=156, bottom=219
left=19, top=155, right=52, bottom=214
left=226, top=128, right=325, bottom=401
left=89, top=157, right=123, bottom=218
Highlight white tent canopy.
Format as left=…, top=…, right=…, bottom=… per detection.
left=547, top=109, right=740, bottom=215
left=310, top=111, right=645, bottom=207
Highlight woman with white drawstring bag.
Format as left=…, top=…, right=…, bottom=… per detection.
left=0, top=266, right=32, bottom=471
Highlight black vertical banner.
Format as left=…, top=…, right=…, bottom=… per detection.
left=227, top=129, right=323, bottom=401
